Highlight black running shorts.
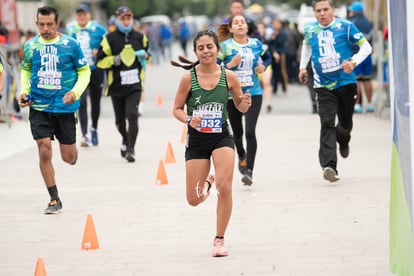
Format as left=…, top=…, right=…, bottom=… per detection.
left=185, top=123, right=234, bottom=161
left=29, top=108, right=77, bottom=144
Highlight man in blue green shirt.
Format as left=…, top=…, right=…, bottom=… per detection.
left=298, top=0, right=372, bottom=183
left=19, top=6, right=91, bottom=214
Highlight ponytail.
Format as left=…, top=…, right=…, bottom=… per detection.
left=217, top=23, right=231, bottom=42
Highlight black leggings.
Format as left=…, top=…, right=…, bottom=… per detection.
left=111, top=90, right=142, bottom=153
left=227, top=95, right=262, bottom=171
left=78, top=68, right=104, bottom=135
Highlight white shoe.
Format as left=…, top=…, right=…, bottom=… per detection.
left=323, top=167, right=339, bottom=182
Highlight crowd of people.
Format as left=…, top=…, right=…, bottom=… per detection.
left=0, top=0, right=388, bottom=258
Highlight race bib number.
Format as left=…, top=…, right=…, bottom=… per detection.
left=37, top=71, right=62, bottom=90
left=120, top=69, right=140, bottom=85
left=319, top=56, right=341, bottom=73
left=235, top=69, right=254, bottom=87
left=192, top=110, right=222, bottom=133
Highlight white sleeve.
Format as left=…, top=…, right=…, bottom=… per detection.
left=351, top=40, right=372, bottom=65
left=299, top=41, right=312, bottom=70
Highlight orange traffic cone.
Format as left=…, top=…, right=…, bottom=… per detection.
left=155, top=159, right=168, bottom=185
left=81, top=214, right=100, bottom=250
left=34, top=257, right=47, bottom=276
left=165, top=141, right=176, bottom=164
left=156, top=94, right=163, bottom=106
left=180, top=125, right=187, bottom=144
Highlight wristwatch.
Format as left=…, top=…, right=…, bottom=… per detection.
left=186, top=116, right=192, bottom=124
left=351, top=60, right=357, bottom=67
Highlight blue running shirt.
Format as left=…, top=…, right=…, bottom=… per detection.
left=303, top=18, right=367, bottom=90
left=218, top=38, right=266, bottom=96
left=66, top=21, right=106, bottom=70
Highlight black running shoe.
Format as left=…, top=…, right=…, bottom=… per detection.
left=125, top=152, right=135, bottom=163
left=339, top=144, right=349, bottom=158
left=242, top=169, right=253, bottom=186
left=44, top=199, right=62, bottom=215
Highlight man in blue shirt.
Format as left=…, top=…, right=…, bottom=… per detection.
left=19, top=6, right=91, bottom=214
left=298, top=0, right=372, bottom=182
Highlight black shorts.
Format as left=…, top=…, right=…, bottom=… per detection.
left=29, top=108, right=77, bottom=145
left=185, top=123, right=234, bottom=161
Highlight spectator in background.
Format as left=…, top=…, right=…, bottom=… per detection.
left=146, top=22, right=161, bottom=65
left=348, top=1, right=374, bottom=113
left=285, top=22, right=303, bottom=83
left=66, top=3, right=107, bottom=147
left=0, top=57, right=5, bottom=100
left=178, top=20, right=190, bottom=57
left=1, top=25, right=7, bottom=113
left=159, top=23, right=173, bottom=61
left=382, top=25, right=389, bottom=106
left=224, top=0, right=260, bottom=39
left=269, top=19, right=288, bottom=94
left=0, top=21, right=8, bottom=44
left=257, top=22, right=274, bottom=113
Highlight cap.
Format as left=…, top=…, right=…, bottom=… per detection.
left=76, top=4, right=91, bottom=13
left=348, top=1, right=364, bottom=12
left=115, top=6, right=133, bottom=17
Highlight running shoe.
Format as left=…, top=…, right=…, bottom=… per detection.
left=90, top=128, right=98, bottom=146
left=354, top=104, right=362, bottom=113
left=339, top=144, right=350, bottom=158
left=80, top=135, right=91, bottom=147
left=212, top=237, right=228, bottom=257
left=120, top=144, right=127, bottom=158
left=125, top=151, right=135, bottom=163
left=238, top=158, right=247, bottom=174
left=44, top=199, right=62, bottom=215
left=323, top=167, right=339, bottom=182
left=366, top=104, right=375, bottom=113
left=242, top=169, right=253, bottom=186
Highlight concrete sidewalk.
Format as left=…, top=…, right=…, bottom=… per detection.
left=0, top=56, right=392, bottom=275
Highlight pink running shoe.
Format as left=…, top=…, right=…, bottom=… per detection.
left=212, top=237, right=228, bottom=257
